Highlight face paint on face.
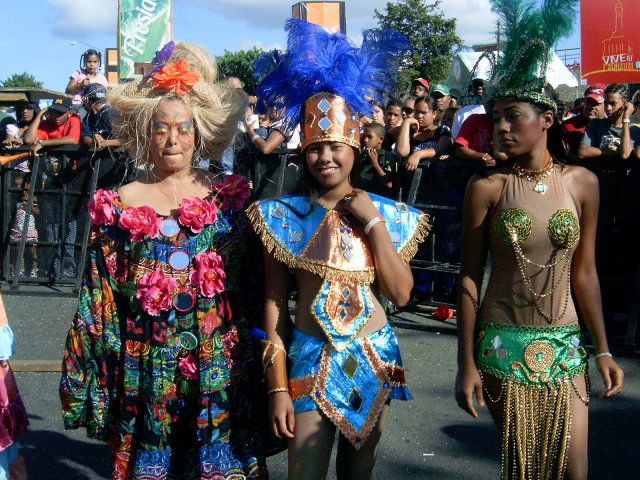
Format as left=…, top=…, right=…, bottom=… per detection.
left=150, top=99, right=196, bottom=172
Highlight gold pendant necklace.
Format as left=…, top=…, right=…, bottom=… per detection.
left=513, top=160, right=554, bottom=195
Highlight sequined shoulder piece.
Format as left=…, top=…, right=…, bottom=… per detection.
left=247, top=196, right=376, bottom=283
left=369, top=193, right=431, bottom=262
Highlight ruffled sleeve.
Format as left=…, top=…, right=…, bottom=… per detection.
left=59, top=233, right=123, bottom=439
left=370, top=193, right=431, bottom=262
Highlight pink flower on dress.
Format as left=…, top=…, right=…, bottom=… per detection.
left=178, top=197, right=218, bottom=234
left=189, top=252, right=226, bottom=297
left=213, top=174, right=250, bottom=210
left=88, top=189, right=118, bottom=226
left=178, top=354, right=199, bottom=380
left=119, top=205, right=162, bottom=242
left=136, top=268, right=178, bottom=316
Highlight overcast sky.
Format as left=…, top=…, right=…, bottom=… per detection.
left=1, top=0, right=580, bottom=92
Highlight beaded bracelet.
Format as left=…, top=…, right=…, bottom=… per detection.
left=595, top=352, right=613, bottom=360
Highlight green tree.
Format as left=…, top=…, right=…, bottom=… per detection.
left=1, top=72, right=43, bottom=88
left=375, top=0, right=462, bottom=96
left=216, top=48, right=264, bottom=95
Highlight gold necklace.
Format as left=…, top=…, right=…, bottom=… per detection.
left=513, top=160, right=554, bottom=194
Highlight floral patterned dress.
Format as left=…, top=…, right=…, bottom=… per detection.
left=59, top=175, right=268, bottom=480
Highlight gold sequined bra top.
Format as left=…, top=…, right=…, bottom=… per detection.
left=485, top=167, right=581, bottom=324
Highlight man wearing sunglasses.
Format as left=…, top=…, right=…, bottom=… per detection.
left=401, top=96, right=416, bottom=119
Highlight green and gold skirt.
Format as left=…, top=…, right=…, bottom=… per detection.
left=475, top=321, right=589, bottom=480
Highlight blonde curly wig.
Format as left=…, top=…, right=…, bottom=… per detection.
left=108, top=42, right=247, bottom=169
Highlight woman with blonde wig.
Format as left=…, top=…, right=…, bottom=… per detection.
left=60, top=42, right=268, bottom=479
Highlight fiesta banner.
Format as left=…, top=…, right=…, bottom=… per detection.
left=580, top=0, right=640, bottom=83
left=118, top=0, right=173, bottom=81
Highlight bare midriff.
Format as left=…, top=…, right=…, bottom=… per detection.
left=292, top=269, right=388, bottom=339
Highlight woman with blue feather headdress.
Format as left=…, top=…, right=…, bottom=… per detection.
left=246, top=19, right=431, bottom=479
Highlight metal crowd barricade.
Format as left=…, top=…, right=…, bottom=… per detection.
left=2, top=143, right=639, bottom=351
left=1, top=145, right=128, bottom=293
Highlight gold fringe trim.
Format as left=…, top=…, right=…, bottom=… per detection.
left=398, top=213, right=432, bottom=263
left=246, top=202, right=376, bottom=284
left=501, top=377, right=572, bottom=480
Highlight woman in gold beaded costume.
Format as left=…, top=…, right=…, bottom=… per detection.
left=454, top=1, right=624, bottom=479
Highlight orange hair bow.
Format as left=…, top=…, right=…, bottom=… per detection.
left=152, top=60, right=200, bottom=96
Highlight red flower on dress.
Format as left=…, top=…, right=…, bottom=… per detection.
left=212, top=175, right=251, bottom=210
left=104, top=251, right=128, bottom=283
left=119, top=205, right=162, bottom=242
left=178, top=197, right=218, bottom=234
left=88, top=189, right=118, bottom=226
left=189, top=252, right=226, bottom=297
left=178, top=354, right=199, bottom=380
left=152, top=60, right=200, bottom=96
left=136, top=268, right=177, bottom=316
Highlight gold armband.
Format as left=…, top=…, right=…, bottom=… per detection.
left=268, top=387, right=289, bottom=395
left=261, top=339, right=288, bottom=392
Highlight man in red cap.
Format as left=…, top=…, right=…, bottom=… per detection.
left=562, top=83, right=606, bottom=157
left=411, top=77, right=429, bottom=97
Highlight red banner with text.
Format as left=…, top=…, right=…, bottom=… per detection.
left=581, top=0, right=640, bottom=83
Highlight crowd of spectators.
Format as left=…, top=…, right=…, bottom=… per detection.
left=1, top=50, right=640, bottom=284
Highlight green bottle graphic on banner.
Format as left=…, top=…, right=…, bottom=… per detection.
left=118, top=0, right=173, bottom=80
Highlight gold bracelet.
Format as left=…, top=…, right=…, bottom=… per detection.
left=261, top=339, right=286, bottom=373
left=268, top=386, right=289, bottom=395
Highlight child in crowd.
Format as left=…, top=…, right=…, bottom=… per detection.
left=395, top=96, right=452, bottom=171
left=384, top=99, right=403, bottom=130
left=65, top=49, right=108, bottom=119
left=0, top=295, right=29, bottom=480
left=81, top=83, right=120, bottom=149
left=10, top=178, right=38, bottom=277
left=360, top=122, right=394, bottom=196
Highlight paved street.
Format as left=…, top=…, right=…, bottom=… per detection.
left=3, top=288, right=639, bottom=479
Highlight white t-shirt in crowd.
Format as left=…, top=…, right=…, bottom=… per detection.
left=451, top=104, right=486, bottom=139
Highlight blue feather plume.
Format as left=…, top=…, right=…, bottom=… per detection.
left=253, top=19, right=410, bottom=133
